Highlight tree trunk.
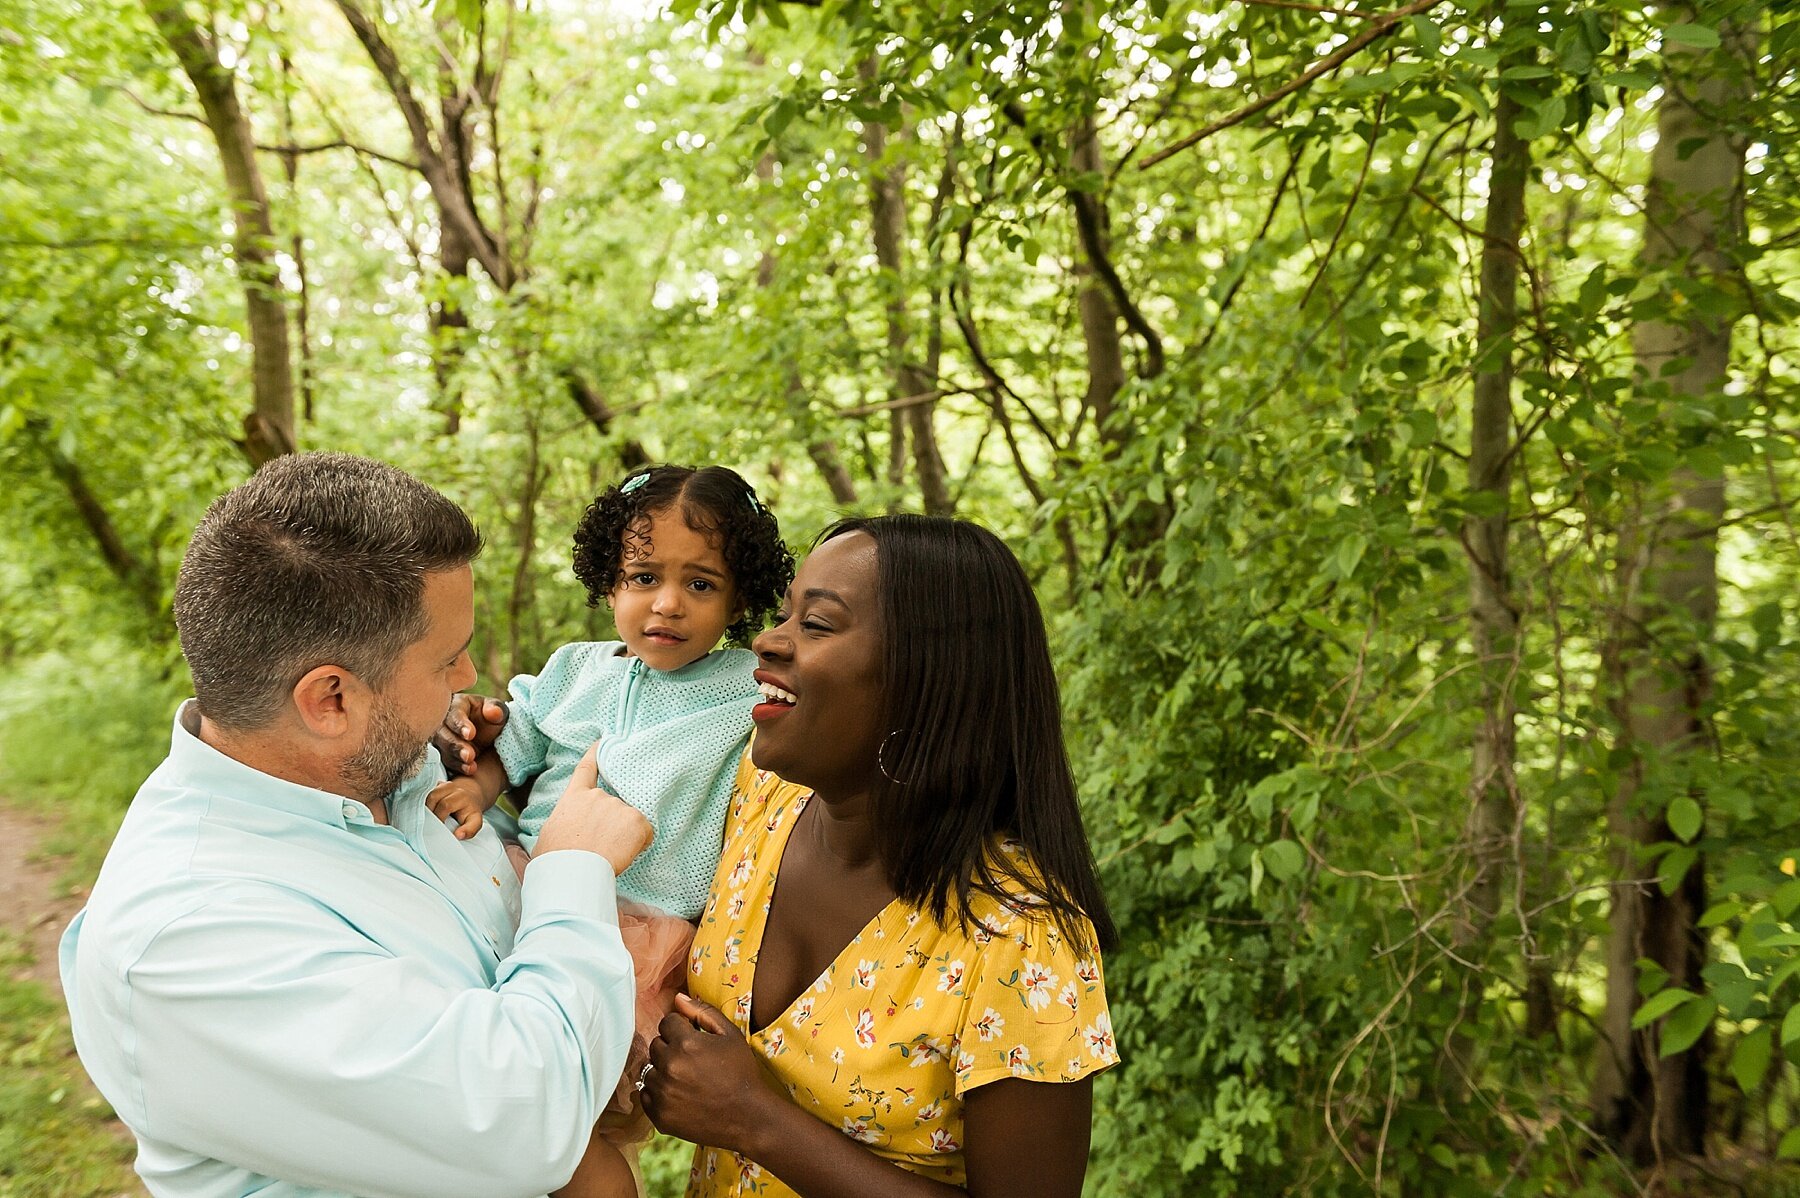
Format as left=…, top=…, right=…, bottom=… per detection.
left=861, top=57, right=951, bottom=516
left=141, top=0, right=295, bottom=464
left=32, top=423, right=161, bottom=623
left=1071, top=115, right=1127, bottom=456
left=430, top=34, right=477, bottom=436
left=1443, top=73, right=1529, bottom=1098
left=1592, top=16, right=1750, bottom=1165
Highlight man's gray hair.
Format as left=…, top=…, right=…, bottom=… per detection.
left=174, top=453, right=482, bottom=730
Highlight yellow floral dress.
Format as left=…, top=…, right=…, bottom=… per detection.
left=683, top=755, right=1120, bottom=1197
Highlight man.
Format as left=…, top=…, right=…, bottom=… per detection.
left=61, top=453, right=653, bottom=1197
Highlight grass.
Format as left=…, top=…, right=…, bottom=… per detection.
left=0, top=932, right=138, bottom=1198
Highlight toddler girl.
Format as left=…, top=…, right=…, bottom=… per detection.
left=428, top=464, right=792, bottom=1195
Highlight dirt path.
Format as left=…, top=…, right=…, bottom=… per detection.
left=1, top=799, right=146, bottom=1196
left=0, top=801, right=89, bottom=994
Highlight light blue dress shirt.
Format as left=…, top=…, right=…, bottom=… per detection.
left=60, top=703, right=637, bottom=1198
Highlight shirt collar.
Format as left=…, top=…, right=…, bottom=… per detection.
left=166, top=700, right=406, bottom=829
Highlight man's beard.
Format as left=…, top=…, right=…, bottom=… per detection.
left=340, top=697, right=425, bottom=803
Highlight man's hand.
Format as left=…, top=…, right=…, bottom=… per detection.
left=433, top=694, right=508, bottom=776
left=533, top=743, right=652, bottom=877
left=426, top=776, right=488, bottom=840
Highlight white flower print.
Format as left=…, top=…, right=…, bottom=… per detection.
left=790, top=996, right=815, bottom=1027
left=973, top=1007, right=1005, bottom=1042
left=1007, top=1044, right=1034, bottom=1076
left=854, top=1007, right=877, bottom=1048
left=1076, top=958, right=1101, bottom=984
left=841, top=1118, right=879, bottom=1144
left=1020, top=960, right=1059, bottom=1011
left=734, top=993, right=752, bottom=1022
left=929, top=1128, right=961, bottom=1153
left=909, top=1037, right=951, bottom=1068
left=722, top=938, right=741, bottom=967
left=1084, top=1011, right=1115, bottom=1058
left=936, top=959, right=966, bottom=992
left=854, top=959, right=878, bottom=989
left=916, top=1100, right=943, bottom=1123
left=727, top=851, right=754, bottom=889
left=954, top=1049, right=976, bottom=1078
left=1058, top=981, right=1080, bottom=1013
left=765, top=1028, right=786, bottom=1056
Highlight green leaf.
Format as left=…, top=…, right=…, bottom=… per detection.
left=1332, top=534, right=1367, bottom=579
left=1263, top=839, right=1304, bottom=882
left=1409, top=14, right=1441, bottom=56
left=1667, top=796, right=1703, bottom=843
left=1783, top=1005, right=1800, bottom=1048
left=1659, top=846, right=1699, bottom=894
left=1632, top=986, right=1694, bottom=1029
left=1663, top=23, right=1721, bottom=49
left=1781, top=1126, right=1800, bottom=1160
left=1658, top=995, right=1714, bottom=1057
left=1732, top=1025, right=1773, bottom=1094
left=1697, top=900, right=1742, bottom=928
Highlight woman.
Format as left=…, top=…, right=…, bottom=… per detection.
left=639, top=515, right=1119, bottom=1198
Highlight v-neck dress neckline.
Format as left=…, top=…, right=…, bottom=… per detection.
left=742, top=794, right=903, bottom=1036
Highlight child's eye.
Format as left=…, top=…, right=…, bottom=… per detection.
left=689, top=579, right=714, bottom=593
left=631, top=572, right=657, bottom=586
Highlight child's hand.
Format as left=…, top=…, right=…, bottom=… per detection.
left=427, top=776, right=487, bottom=839
left=434, top=694, right=508, bottom=776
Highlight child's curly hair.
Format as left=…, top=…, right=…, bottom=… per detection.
left=571, top=465, right=794, bottom=648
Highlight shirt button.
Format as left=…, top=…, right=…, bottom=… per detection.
left=343, top=802, right=359, bottom=820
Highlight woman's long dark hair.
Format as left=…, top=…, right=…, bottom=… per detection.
left=822, top=515, right=1117, bottom=955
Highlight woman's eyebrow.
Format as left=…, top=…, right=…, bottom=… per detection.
left=803, top=587, right=847, bottom=606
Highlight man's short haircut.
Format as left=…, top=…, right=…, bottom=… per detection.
left=175, top=452, right=482, bottom=730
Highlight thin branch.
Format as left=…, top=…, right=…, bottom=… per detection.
left=1240, top=0, right=1381, bottom=16
left=120, top=87, right=418, bottom=169
left=1138, top=0, right=1446, bottom=170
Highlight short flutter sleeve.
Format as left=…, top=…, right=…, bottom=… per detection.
left=951, top=885, right=1119, bottom=1097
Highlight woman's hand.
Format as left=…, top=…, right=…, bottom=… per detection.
left=433, top=694, right=508, bottom=776
left=642, top=994, right=782, bottom=1156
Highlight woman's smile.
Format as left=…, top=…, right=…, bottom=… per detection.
left=752, top=669, right=798, bottom=721
left=748, top=532, right=885, bottom=794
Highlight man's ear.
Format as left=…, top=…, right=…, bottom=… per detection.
left=292, top=665, right=361, bottom=738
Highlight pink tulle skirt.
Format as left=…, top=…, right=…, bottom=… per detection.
left=507, top=846, right=692, bottom=1145
left=607, top=899, right=695, bottom=1119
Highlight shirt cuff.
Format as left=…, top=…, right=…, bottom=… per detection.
left=521, top=849, right=620, bottom=929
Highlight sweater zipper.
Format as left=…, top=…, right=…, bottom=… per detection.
left=616, top=655, right=645, bottom=738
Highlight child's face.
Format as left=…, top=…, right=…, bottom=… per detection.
left=610, top=505, right=739, bottom=671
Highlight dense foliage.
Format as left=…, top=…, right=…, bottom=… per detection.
left=2, top=0, right=1797, bottom=1193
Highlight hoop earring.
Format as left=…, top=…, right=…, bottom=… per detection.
left=878, top=730, right=912, bottom=786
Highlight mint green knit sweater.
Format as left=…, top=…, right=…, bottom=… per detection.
left=494, top=641, right=757, bottom=918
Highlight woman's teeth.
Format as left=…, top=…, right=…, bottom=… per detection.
left=758, top=682, right=797, bottom=705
